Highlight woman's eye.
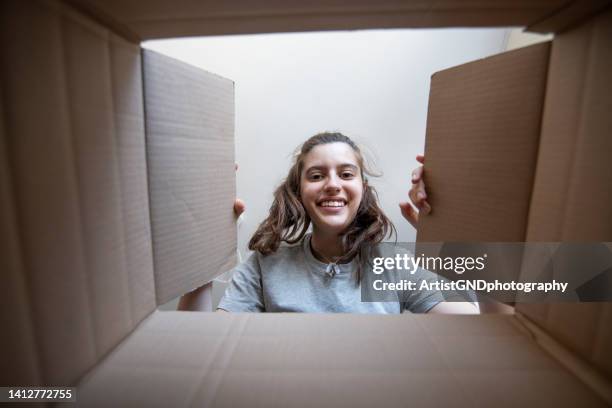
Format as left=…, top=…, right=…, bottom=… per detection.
left=310, top=174, right=323, bottom=181
left=341, top=172, right=354, bottom=179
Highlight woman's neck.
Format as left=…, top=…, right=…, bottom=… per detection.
left=310, top=229, right=344, bottom=263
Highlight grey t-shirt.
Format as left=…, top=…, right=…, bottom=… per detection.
left=218, top=234, right=445, bottom=313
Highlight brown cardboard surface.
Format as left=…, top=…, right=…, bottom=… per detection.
left=75, top=312, right=607, bottom=407
left=592, top=306, right=612, bottom=376
left=63, top=6, right=137, bottom=361
left=70, top=0, right=568, bottom=39
left=516, top=313, right=612, bottom=404
left=0, top=83, right=41, bottom=385
left=109, top=30, right=157, bottom=331
left=527, top=0, right=612, bottom=33
left=1, top=0, right=155, bottom=385
left=1, top=0, right=97, bottom=385
left=517, top=8, right=612, bottom=378
left=417, top=42, right=550, bottom=242
left=142, top=50, right=237, bottom=305
left=525, top=9, right=612, bottom=242
left=3, top=1, right=611, bottom=406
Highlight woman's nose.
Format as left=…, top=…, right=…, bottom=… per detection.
left=324, top=173, right=341, bottom=192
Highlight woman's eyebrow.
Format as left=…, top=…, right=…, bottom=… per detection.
left=306, top=164, right=358, bottom=172
left=338, top=164, right=358, bottom=170
left=305, top=165, right=326, bottom=173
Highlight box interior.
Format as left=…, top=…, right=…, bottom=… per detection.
left=1, top=0, right=611, bottom=405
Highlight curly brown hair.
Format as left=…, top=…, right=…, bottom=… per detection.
left=248, top=132, right=396, bottom=263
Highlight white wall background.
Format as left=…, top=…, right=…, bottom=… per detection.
left=144, top=28, right=511, bottom=263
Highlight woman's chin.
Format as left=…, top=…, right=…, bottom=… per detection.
left=312, top=217, right=351, bottom=235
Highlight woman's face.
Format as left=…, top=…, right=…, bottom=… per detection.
left=300, top=142, right=364, bottom=237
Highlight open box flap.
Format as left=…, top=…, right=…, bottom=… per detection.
left=76, top=312, right=608, bottom=407
left=416, top=42, right=550, bottom=242
left=142, top=49, right=237, bottom=306
left=67, top=0, right=574, bottom=40
left=518, top=8, right=612, bottom=379
left=0, top=0, right=156, bottom=385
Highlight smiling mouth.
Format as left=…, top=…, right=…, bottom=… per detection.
left=317, top=199, right=347, bottom=208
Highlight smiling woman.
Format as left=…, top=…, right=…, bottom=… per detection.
left=249, top=133, right=390, bottom=264
left=300, top=141, right=369, bottom=262
left=215, top=132, right=478, bottom=314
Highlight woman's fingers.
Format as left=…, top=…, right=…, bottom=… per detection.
left=421, top=198, right=431, bottom=215
left=409, top=180, right=431, bottom=215
left=399, top=202, right=418, bottom=229
left=234, top=198, right=246, bottom=217
left=411, top=165, right=424, bottom=184
left=403, top=154, right=430, bottom=228
left=233, top=164, right=245, bottom=217
left=409, top=179, right=426, bottom=206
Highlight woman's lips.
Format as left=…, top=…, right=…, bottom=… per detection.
left=318, top=205, right=345, bottom=214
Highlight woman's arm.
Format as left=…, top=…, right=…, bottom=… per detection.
left=427, top=301, right=479, bottom=314
left=177, top=283, right=213, bottom=311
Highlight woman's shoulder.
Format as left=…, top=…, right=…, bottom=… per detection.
left=250, top=237, right=306, bottom=265
left=368, top=241, right=413, bottom=258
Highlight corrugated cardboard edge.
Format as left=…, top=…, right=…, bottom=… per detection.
left=515, top=313, right=612, bottom=405
left=527, top=0, right=612, bottom=33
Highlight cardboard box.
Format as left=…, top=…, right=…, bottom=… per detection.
left=1, top=0, right=610, bottom=406
left=416, top=4, right=612, bottom=383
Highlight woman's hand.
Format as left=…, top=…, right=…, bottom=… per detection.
left=234, top=198, right=246, bottom=217
left=233, top=164, right=246, bottom=217
left=399, top=154, right=431, bottom=229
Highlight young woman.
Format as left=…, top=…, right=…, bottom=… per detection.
left=214, top=132, right=477, bottom=314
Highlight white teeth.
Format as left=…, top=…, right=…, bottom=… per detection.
left=320, top=201, right=346, bottom=207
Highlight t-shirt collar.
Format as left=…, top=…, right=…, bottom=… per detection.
left=303, top=233, right=356, bottom=276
